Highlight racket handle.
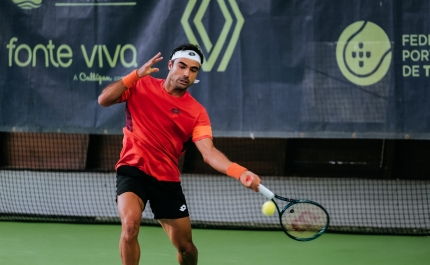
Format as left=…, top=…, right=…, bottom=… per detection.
left=258, top=184, right=275, bottom=200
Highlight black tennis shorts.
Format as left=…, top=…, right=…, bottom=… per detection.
left=116, top=165, right=189, bottom=219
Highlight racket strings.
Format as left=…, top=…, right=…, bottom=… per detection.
left=281, top=203, right=328, bottom=239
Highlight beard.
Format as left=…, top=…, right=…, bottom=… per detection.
left=176, top=78, right=191, bottom=89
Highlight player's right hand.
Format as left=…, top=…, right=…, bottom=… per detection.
left=240, top=172, right=261, bottom=192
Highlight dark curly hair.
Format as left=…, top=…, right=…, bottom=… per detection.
left=170, top=43, right=205, bottom=66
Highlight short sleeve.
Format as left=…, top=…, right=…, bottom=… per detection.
left=119, top=75, right=145, bottom=102
left=119, top=88, right=132, bottom=102
left=192, top=108, right=212, bottom=142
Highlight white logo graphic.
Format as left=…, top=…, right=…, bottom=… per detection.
left=179, top=205, right=187, bottom=212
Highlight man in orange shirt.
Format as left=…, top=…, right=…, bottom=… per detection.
left=98, top=43, right=261, bottom=265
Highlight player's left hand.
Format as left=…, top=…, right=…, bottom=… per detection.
left=239, top=172, right=261, bottom=192
left=137, top=52, right=164, bottom=78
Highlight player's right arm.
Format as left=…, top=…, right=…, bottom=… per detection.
left=98, top=52, right=163, bottom=107
left=194, top=137, right=261, bottom=192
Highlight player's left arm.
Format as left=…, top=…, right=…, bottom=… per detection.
left=194, top=137, right=261, bottom=191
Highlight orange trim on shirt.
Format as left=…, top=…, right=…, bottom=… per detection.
left=193, top=135, right=212, bottom=142
left=192, top=126, right=212, bottom=141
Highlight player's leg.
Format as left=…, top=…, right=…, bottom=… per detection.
left=117, top=192, right=145, bottom=265
left=159, top=217, right=198, bottom=265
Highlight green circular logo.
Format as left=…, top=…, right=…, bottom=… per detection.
left=336, top=21, right=392, bottom=86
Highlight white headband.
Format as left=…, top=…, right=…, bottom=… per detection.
left=171, top=50, right=202, bottom=65
left=171, top=50, right=201, bottom=83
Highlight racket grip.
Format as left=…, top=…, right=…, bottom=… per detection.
left=258, top=184, right=275, bottom=200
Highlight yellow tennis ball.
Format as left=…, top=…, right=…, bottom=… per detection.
left=262, top=201, right=276, bottom=216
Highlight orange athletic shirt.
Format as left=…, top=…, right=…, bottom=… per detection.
left=115, top=75, right=212, bottom=182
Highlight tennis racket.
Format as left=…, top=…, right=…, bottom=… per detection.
left=258, top=184, right=329, bottom=241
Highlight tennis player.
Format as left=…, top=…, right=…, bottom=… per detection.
left=98, top=43, right=261, bottom=265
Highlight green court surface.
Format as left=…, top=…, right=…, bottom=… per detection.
left=0, top=222, right=428, bottom=265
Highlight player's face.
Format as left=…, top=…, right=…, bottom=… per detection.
left=167, top=58, right=200, bottom=89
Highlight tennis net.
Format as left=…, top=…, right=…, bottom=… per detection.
left=0, top=132, right=429, bottom=235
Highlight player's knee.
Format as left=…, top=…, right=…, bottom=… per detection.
left=121, top=217, right=140, bottom=241
left=178, top=242, right=198, bottom=258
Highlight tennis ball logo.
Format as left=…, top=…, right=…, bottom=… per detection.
left=12, top=0, right=42, bottom=10
left=336, top=21, right=392, bottom=86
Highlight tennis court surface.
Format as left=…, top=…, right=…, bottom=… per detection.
left=0, top=222, right=428, bottom=265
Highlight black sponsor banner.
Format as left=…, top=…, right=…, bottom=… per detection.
left=1, top=0, right=430, bottom=139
